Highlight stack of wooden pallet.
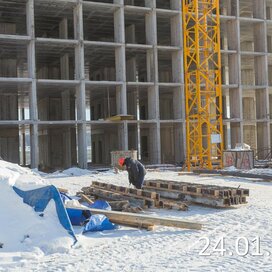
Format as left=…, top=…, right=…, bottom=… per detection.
left=78, top=181, right=188, bottom=211
left=144, top=180, right=249, bottom=208
left=78, top=180, right=249, bottom=211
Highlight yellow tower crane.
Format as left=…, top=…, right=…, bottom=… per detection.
left=182, top=0, right=223, bottom=170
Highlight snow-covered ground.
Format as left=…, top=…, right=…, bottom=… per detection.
left=0, top=161, right=75, bottom=271
left=1, top=165, right=272, bottom=271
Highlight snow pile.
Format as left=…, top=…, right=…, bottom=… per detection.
left=0, top=161, right=74, bottom=257
left=52, top=167, right=92, bottom=177
left=223, top=166, right=238, bottom=171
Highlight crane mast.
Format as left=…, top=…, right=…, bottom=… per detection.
left=182, top=0, right=223, bottom=170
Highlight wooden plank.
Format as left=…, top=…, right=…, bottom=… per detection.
left=80, top=194, right=94, bottom=205
left=69, top=207, right=202, bottom=230
left=144, top=186, right=228, bottom=208
left=58, top=187, right=68, bottom=193
left=89, top=183, right=187, bottom=211
left=183, top=194, right=227, bottom=208
left=157, top=199, right=189, bottom=211
left=91, top=186, right=155, bottom=207
left=108, top=200, right=130, bottom=211
left=143, top=185, right=226, bottom=200
left=92, top=182, right=160, bottom=202
left=88, top=187, right=146, bottom=208
left=146, top=179, right=249, bottom=197
left=111, top=219, right=155, bottom=231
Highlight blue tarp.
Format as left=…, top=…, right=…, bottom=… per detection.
left=66, top=208, right=91, bottom=226
left=90, top=200, right=111, bottom=210
left=60, top=192, right=91, bottom=226
left=82, top=200, right=118, bottom=233
left=13, top=185, right=77, bottom=242
left=83, top=214, right=118, bottom=233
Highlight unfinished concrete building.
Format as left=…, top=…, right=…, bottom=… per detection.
left=0, top=0, right=271, bottom=170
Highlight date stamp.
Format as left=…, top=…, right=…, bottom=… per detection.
left=198, top=236, right=270, bottom=257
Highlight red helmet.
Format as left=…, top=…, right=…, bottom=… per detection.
left=118, top=157, right=125, bottom=166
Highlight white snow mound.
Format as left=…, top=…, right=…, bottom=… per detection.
left=0, top=160, right=74, bottom=258
left=52, top=167, right=92, bottom=177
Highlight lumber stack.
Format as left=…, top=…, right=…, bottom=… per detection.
left=144, top=179, right=249, bottom=208
left=79, top=181, right=188, bottom=211
left=78, top=180, right=249, bottom=211
left=70, top=207, right=202, bottom=231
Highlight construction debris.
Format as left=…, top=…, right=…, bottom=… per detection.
left=79, top=187, right=148, bottom=209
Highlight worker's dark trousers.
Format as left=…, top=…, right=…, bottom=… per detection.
left=134, top=176, right=145, bottom=189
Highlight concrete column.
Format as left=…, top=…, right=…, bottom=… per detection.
left=145, top=0, right=152, bottom=7
left=74, top=2, right=87, bottom=168
left=256, top=1, right=270, bottom=158
left=254, top=23, right=265, bottom=52
left=118, top=122, right=128, bottom=150
left=126, top=57, right=136, bottom=82
left=59, top=17, right=68, bottom=39
left=145, top=0, right=160, bottom=164
left=226, top=12, right=240, bottom=132
left=232, top=1, right=243, bottom=146
left=60, top=54, right=69, bottom=80
left=60, top=18, right=69, bottom=80
left=227, top=15, right=240, bottom=132
left=62, top=91, right=71, bottom=120
left=146, top=49, right=155, bottom=82
left=149, top=123, right=160, bottom=163
left=27, top=0, right=39, bottom=168
left=114, top=8, right=127, bottom=114
left=170, top=0, right=180, bottom=10
left=114, top=3, right=128, bottom=150
left=148, top=86, right=159, bottom=120
left=174, top=123, right=184, bottom=163
left=62, top=91, right=72, bottom=167
left=257, top=122, right=269, bottom=158
left=125, top=24, right=136, bottom=43
left=253, top=0, right=265, bottom=19
left=173, top=87, right=182, bottom=120
left=171, top=7, right=184, bottom=159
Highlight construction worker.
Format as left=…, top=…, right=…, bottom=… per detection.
left=118, top=157, right=146, bottom=189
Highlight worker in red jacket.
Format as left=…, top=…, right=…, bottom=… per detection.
left=119, top=157, right=146, bottom=189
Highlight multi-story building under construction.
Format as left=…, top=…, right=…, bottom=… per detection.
left=0, top=0, right=271, bottom=170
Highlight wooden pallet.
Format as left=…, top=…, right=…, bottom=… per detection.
left=80, top=179, right=248, bottom=209
left=156, top=198, right=188, bottom=211
left=92, top=181, right=160, bottom=200
left=88, top=187, right=153, bottom=208
left=90, top=182, right=188, bottom=211
left=145, top=180, right=249, bottom=198
left=143, top=180, right=249, bottom=208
